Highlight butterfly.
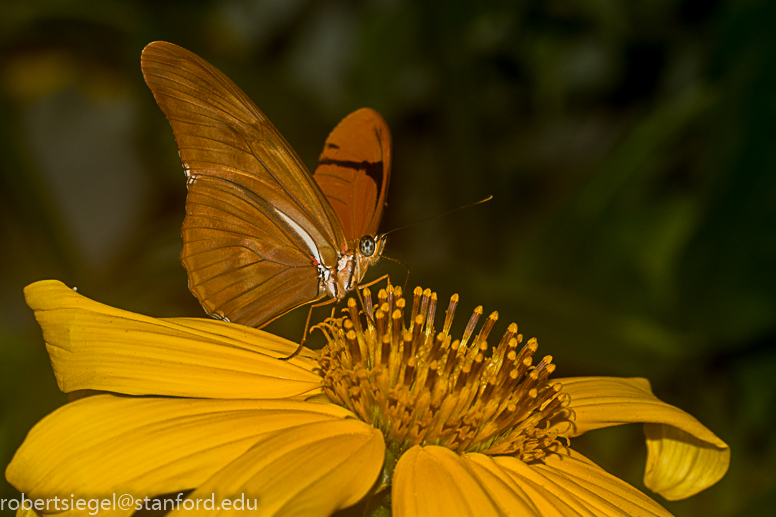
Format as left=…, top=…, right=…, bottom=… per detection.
left=141, top=41, right=391, bottom=331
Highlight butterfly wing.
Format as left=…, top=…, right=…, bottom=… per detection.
left=141, top=41, right=346, bottom=327
left=313, top=108, right=391, bottom=241
left=180, top=175, right=323, bottom=327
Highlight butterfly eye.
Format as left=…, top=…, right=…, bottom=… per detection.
left=359, top=236, right=377, bottom=257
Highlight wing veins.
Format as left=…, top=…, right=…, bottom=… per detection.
left=183, top=239, right=305, bottom=265
left=200, top=264, right=315, bottom=310
left=217, top=270, right=319, bottom=318
left=188, top=184, right=307, bottom=248
left=143, top=67, right=256, bottom=121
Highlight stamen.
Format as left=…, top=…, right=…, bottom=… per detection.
left=410, top=287, right=422, bottom=326
left=396, top=297, right=406, bottom=322
left=362, top=287, right=374, bottom=321
left=418, top=288, right=432, bottom=326
left=345, top=330, right=360, bottom=363
left=443, top=340, right=460, bottom=377
left=425, top=293, right=438, bottom=336
left=443, top=294, right=458, bottom=335
left=472, top=311, right=498, bottom=356
left=380, top=334, right=391, bottom=366
left=460, top=306, right=483, bottom=351
left=386, top=285, right=395, bottom=315
left=316, top=285, right=571, bottom=461
left=347, top=298, right=362, bottom=336
left=375, top=309, right=387, bottom=350
left=391, top=309, right=403, bottom=352
left=428, top=332, right=446, bottom=361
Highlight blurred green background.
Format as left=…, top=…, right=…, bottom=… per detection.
left=1, top=0, right=774, bottom=515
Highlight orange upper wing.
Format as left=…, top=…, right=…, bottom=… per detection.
left=141, top=41, right=345, bottom=327
left=313, top=108, right=391, bottom=241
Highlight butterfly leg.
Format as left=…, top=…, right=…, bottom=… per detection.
left=281, top=275, right=393, bottom=362
left=378, top=255, right=411, bottom=294
left=357, top=273, right=392, bottom=291
left=280, top=297, right=338, bottom=361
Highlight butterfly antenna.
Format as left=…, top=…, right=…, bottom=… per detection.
left=382, top=195, right=493, bottom=237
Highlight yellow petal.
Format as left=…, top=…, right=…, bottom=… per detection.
left=492, top=449, right=673, bottom=517
left=553, top=377, right=725, bottom=444
left=6, top=394, right=352, bottom=503
left=537, top=449, right=673, bottom=516
left=392, top=445, right=503, bottom=517
left=169, top=419, right=384, bottom=517
left=168, top=318, right=318, bottom=360
left=487, top=455, right=593, bottom=517
left=643, top=423, right=730, bottom=501
left=554, top=376, right=729, bottom=500
left=460, top=454, right=542, bottom=516
left=24, top=280, right=321, bottom=398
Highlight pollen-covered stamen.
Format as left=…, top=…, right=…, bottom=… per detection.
left=362, top=287, right=375, bottom=322
left=316, top=285, right=571, bottom=461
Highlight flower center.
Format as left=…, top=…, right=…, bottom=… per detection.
left=316, top=284, right=570, bottom=461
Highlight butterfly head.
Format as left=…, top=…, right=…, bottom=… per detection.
left=348, top=234, right=386, bottom=290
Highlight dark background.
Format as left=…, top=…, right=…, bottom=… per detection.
left=1, top=1, right=774, bottom=516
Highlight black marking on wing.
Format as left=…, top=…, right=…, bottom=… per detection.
left=318, top=158, right=384, bottom=190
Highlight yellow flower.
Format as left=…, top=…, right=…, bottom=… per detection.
left=7, top=280, right=729, bottom=516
